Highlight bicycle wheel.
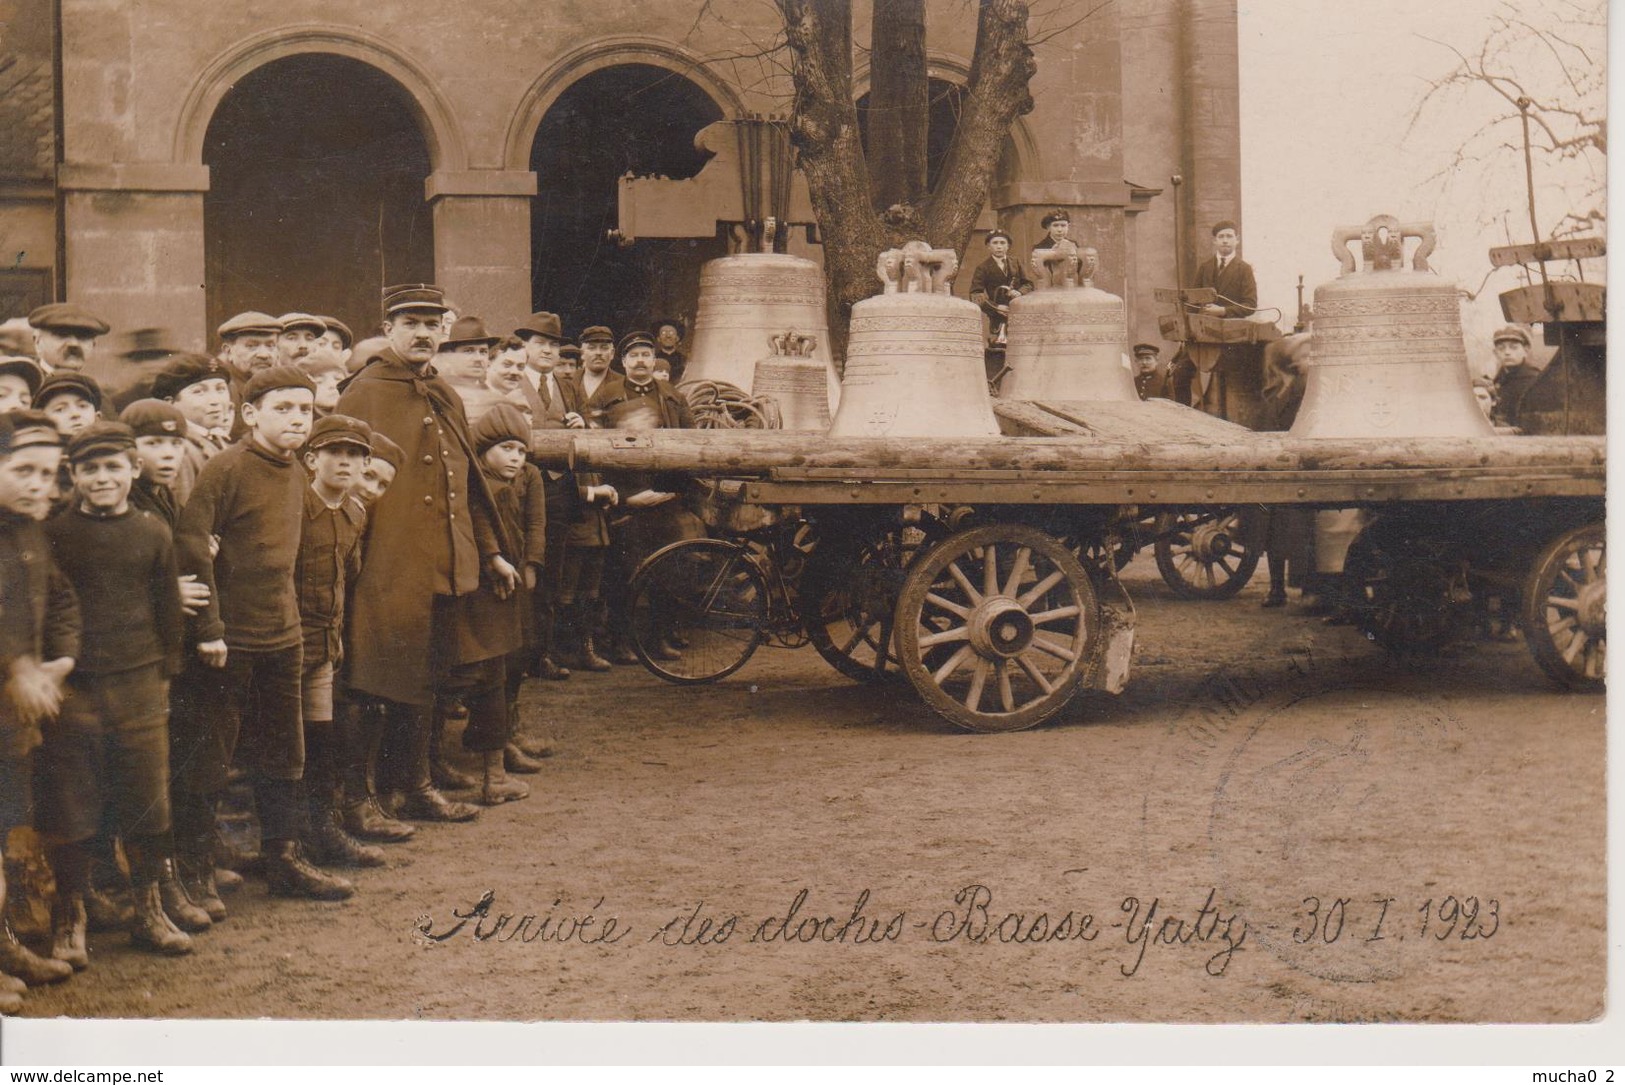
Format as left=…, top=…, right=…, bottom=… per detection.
left=628, top=538, right=768, bottom=684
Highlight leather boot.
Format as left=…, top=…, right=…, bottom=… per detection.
left=213, top=866, right=244, bottom=893
left=429, top=708, right=479, bottom=792
left=577, top=632, right=612, bottom=672
left=504, top=742, right=546, bottom=774
left=175, top=830, right=226, bottom=923
left=155, top=860, right=211, bottom=933
left=0, top=923, right=71, bottom=986
left=84, top=884, right=134, bottom=933
left=306, top=802, right=385, bottom=869
left=480, top=750, right=529, bottom=805
left=338, top=705, right=415, bottom=843
left=129, top=882, right=192, bottom=956
left=397, top=705, right=480, bottom=823
left=607, top=638, right=640, bottom=666
left=263, top=840, right=354, bottom=901
left=49, top=894, right=89, bottom=971
left=535, top=656, right=570, bottom=681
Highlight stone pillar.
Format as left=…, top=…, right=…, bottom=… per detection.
left=1179, top=0, right=1242, bottom=271
left=60, top=162, right=210, bottom=383
left=427, top=170, right=537, bottom=335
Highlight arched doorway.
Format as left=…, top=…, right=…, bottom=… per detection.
left=203, top=54, right=434, bottom=342
left=529, top=63, right=725, bottom=338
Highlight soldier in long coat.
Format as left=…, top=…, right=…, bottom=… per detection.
left=334, top=285, right=519, bottom=823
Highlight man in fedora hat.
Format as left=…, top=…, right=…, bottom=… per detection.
left=435, top=315, right=500, bottom=401
left=333, top=284, right=521, bottom=824
left=28, top=304, right=110, bottom=377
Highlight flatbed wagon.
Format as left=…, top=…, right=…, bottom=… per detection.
left=532, top=400, right=1605, bottom=732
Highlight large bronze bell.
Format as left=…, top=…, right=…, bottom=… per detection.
left=684, top=253, right=841, bottom=411
left=1001, top=242, right=1139, bottom=402
left=827, top=241, right=1000, bottom=438
left=1292, top=214, right=1493, bottom=438
left=753, top=331, right=832, bottom=431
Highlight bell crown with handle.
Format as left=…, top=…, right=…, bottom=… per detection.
left=1330, top=214, right=1437, bottom=275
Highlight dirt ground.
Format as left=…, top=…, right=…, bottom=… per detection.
left=14, top=553, right=1605, bottom=1024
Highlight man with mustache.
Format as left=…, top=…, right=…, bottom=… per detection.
left=27, top=305, right=109, bottom=377
left=333, top=284, right=521, bottom=824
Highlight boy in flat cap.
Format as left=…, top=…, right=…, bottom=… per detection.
left=27, top=304, right=109, bottom=376
left=151, top=353, right=234, bottom=506
left=295, top=414, right=384, bottom=870
left=171, top=366, right=355, bottom=909
left=0, top=356, right=42, bottom=414
left=333, top=284, right=520, bottom=824
left=332, top=429, right=416, bottom=845
left=0, top=412, right=78, bottom=1004
left=42, top=423, right=198, bottom=965
left=36, top=372, right=102, bottom=441
left=1490, top=324, right=1539, bottom=429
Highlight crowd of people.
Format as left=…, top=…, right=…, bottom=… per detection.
left=0, top=287, right=700, bottom=1014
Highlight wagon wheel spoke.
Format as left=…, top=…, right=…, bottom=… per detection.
left=1562, top=630, right=1589, bottom=666
left=1015, top=653, right=1055, bottom=695
left=982, top=544, right=1000, bottom=598
left=1029, top=634, right=1079, bottom=663
left=1203, top=564, right=1216, bottom=591
left=1003, top=546, right=1032, bottom=598
left=931, top=644, right=976, bottom=684
left=997, top=662, right=1015, bottom=713
left=963, top=658, right=991, bottom=712
left=947, top=560, right=983, bottom=605
left=1544, top=595, right=1581, bottom=612
left=1017, top=569, right=1066, bottom=608
left=925, top=592, right=970, bottom=619
left=1028, top=604, right=1082, bottom=625
left=918, top=625, right=970, bottom=650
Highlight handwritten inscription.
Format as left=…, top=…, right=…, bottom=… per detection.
left=412, top=884, right=1502, bottom=980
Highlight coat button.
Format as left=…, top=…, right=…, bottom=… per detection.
left=423, top=416, right=433, bottom=425
left=423, top=455, right=433, bottom=464
left=423, top=495, right=432, bottom=504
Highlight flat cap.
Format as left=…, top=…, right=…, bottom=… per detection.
left=439, top=316, right=498, bottom=350
left=35, top=371, right=103, bottom=411
left=368, top=431, right=406, bottom=471
left=986, top=230, right=1012, bottom=245
left=28, top=303, right=109, bottom=336
left=515, top=312, right=563, bottom=342
left=1040, top=209, right=1070, bottom=228
left=472, top=402, right=531, bottom=452
left=151, top=352, right=230, bottom=401
left=306, top=412, right=374, bottom=453
left=241, top=365, right=316, bottom=405
left=618, top=330, right=655, bottom=355
left=66, top=421, right=136, bottom=463
left=382, top=283, right=450, bottom=317
left=118, top=398, right=188, bottom=439
left=0, top=356, right=43, bottom=397
left=0, top=410, right=63, bottom=454
left=579, top=325, right=614, bottom=344
left=558, top=342, right=581, bottom=361
left=278, top=312, right=328, bottom=335
left=318, top=316, right=354, bottom=350
left=117, top=327, right=180, bottom=363
left=1492, top=324, right=1531, bottom=347
left=218, top=311, right=283, bottom=340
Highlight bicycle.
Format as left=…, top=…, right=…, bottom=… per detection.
left=625, top=520, right=812, bottom=685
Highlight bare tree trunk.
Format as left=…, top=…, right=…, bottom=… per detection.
left=869, top=0, right=929, bottom=212
left=778, top=0, right=1037, bottom=363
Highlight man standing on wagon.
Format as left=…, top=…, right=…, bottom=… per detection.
left=333, top=284, right=521, bottom=824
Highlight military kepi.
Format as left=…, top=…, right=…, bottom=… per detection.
left=383, top=283, right=450, bottom=317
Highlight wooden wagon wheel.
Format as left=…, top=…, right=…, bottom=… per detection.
left=895, top=524, right=1099, bottom=732
left=1153, top=507, right=1261, bottom=599
left=1343, top=528, right=1463, bottom=657
left=803, top=520, right=939, bottom=683
left=1522, top=522, right=1605, bottom=691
